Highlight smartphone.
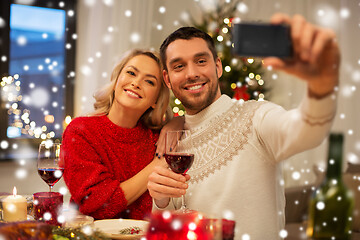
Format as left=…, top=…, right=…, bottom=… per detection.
left=232, top=23, right=293, bottom=58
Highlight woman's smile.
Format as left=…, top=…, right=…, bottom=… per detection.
left=124, top=89, right=142, bottom=99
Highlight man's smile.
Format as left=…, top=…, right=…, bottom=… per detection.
left=184, top=82, right=206, bottom=92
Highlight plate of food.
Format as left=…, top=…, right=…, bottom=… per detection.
left=93, top=219, right=149, bottom=240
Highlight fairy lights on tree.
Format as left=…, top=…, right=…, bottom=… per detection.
left=171, top=0, right=267, bottom=116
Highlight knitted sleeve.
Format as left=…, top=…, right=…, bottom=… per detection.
left=62, top=119, right=127, bottom=219
left=254, top=93, right=336, bottom=162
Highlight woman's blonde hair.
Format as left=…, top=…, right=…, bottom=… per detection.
left=91, top=49, right=171, bottom=130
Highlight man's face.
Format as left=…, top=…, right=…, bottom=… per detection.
left=163, top=38, right=222, bottom=115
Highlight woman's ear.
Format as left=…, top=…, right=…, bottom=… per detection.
left=151, top=102, right=156, bottom=109
left=163, top=70, right=171, bottom=89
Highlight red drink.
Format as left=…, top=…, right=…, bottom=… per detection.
left=165, top=153, right=194, bottom=174
left=38, top=168, right=64, bottom=187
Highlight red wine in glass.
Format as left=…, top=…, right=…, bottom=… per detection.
left=38, top=168, right=64, bottom=187
left=165, top=130, right=194, bottom=212
left=165, top=153, right=194, bottom=174
left=37, top=142, right=62, bottom=192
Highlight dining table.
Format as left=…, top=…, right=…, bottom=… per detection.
left=1, top=190, right=360, bottom=240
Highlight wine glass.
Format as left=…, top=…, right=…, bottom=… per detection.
left=37, top=142, right=64, bottom=192
left=164, top=130, right=194, bottom=212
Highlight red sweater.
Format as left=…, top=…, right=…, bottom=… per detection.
left=61, top=115, right=158, bottom=220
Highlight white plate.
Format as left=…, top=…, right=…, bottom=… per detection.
left=94, top=219, right=149, bottom=240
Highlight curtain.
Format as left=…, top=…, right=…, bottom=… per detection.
left=74, top=0, right=156, bottom=115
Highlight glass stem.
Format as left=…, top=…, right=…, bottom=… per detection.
left=181, top=195, right=186, bottom=210
left=49, top=186, right=52, bottom=192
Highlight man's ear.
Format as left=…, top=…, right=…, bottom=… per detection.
left=216, top=57, right=223, bottom=79
left=163, top=69, right=172, bottom=89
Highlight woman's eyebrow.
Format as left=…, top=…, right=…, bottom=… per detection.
left=128, top=65, right=158, bottom=80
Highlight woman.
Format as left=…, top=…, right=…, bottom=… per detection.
left=61, top=49, right=176, bottom=220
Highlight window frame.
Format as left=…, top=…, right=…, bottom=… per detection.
left=0, top=0, right=76, bottom=161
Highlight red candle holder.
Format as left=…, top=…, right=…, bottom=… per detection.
left=146, top=211, right=226, bottom=240
left=146, top=211, right=236, bottom=240
left=33, top=192, right=63, bottom=226
left=221, top=219, right=235, bottom=240
left=146, top=211, right=202, bottom=239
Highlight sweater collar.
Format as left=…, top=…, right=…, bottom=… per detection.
left=185, top=95, right=234, bottom=130
left=102, top=115, right=151, bottom=142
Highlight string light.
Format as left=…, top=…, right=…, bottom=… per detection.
left=1, top=74, right=71, bottom=140
left=231, top=58, right=238, bottom=66
left=174, top=98, right=181, bottom=105
left=247, top=58, right=254, bottom=64
left=65, top=115, right=72, bottom=124
left=173, top=107, right=180, bottom=113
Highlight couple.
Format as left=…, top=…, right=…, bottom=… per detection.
left=62, top=13, right=339, bottom=239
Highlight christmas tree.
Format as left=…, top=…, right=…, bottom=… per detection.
left=170, top=0, right=267, bottom=116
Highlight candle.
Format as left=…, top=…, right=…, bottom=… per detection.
left=2, top=187, right=27, bottom=222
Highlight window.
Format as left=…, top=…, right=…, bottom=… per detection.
left=0, top=0, right=76, bottom=160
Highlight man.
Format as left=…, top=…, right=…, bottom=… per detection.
left=148, top=13, right=339, bottom=239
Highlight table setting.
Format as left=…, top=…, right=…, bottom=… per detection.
left=0, top=140, right=235, bottom=240
left=0, top=137, right=357, bottom=239
left=0, top=194, right=235, bottom=240
left=0, top=141, right=107, bottom=239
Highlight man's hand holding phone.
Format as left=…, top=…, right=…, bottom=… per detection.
left=233, top=13, right=340, bottom=99
left=233, top=22, right=293, bottom=58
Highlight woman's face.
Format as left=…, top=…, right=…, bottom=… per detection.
left=113, top=54, right=161, bottom=115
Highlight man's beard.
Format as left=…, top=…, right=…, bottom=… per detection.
left=170, top=80, right=219, bottom=114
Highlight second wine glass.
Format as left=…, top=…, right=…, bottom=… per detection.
left=164, top=130, right=194, bottom=212
left=37, top=142, right=64, bottom=192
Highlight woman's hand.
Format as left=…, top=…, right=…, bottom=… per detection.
left=156, top=116, right=185, bottom=157
left=119, top=155, right=166, bottom=206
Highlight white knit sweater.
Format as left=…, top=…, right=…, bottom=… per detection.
left=155, top=94, right=336, bottom=240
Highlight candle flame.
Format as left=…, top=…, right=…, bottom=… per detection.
left=12, top=186, right=17, bottom=197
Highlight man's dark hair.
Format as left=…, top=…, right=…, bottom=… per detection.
left=160, top=27, right=218, bottom=71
